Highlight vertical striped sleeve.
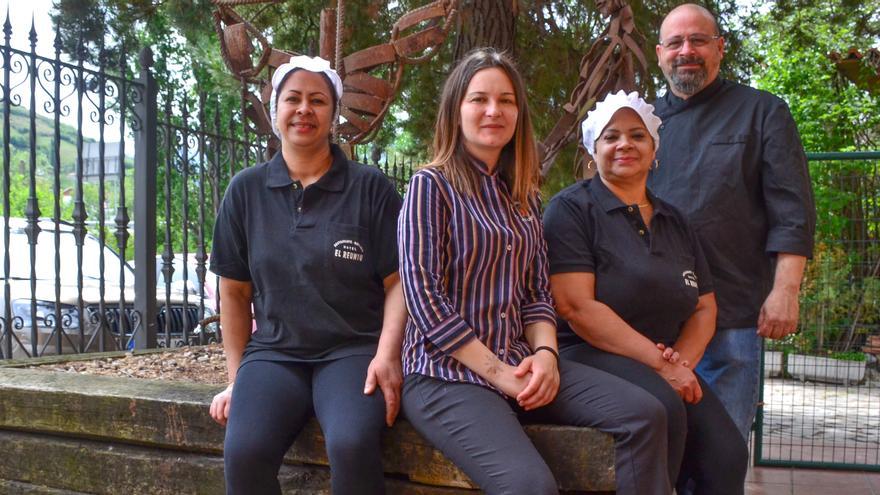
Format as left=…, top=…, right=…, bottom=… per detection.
left=399, top=171, right=477, bottom=354
left=520, top=194, right=556, bottom=326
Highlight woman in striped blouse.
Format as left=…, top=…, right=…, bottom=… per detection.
left=398, top=48, right=672, bottom=495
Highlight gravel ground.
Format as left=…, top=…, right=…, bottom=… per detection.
left=30, top=344, right=228, bottom=385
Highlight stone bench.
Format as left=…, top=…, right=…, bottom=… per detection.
left=0, top=357, right=615, bottom=494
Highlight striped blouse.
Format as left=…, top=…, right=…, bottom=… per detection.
left=398, top=160, right=556, bottom=389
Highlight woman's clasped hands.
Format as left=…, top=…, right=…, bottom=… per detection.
left=655, top=343, right=702, bottom=404
left=514, top=350, right=560, bottom=410
left=490, top=350, right=560, bottom=411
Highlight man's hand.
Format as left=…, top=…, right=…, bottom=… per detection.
left=364, top=354, right=403, bottom=427
left=209, top=383, right=234, bottom=426
left=759, top=253, right=806, bottom=339
left=758, top=287, right=799, bottom=339
left=514, top=351, right=560, bottom=411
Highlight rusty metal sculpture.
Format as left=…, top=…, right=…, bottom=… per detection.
left=538, top=0, right=648, bottom=177
left=212, top=0, right=645, bottom=175
left=212, top=0, right=459, bottom=153
left=829, top=47, right=880, bottom=95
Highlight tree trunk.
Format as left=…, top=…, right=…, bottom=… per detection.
left=453, top=0, right=517, bottom=61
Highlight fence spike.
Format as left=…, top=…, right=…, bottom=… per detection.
left=28, top=15, right=36, bottom=47
left=2, top=7, right=10, bottom=39
left=54, top=24, right=61, bottom=53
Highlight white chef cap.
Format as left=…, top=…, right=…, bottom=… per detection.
left=269, top=55, right=344, bottom=138
left=580, top=90, right=662, bottom=156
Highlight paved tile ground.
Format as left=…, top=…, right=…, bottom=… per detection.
left=758, top=376, right=880, bottom=466
left=747, top=372, right=880, bottom=494
left=746, top=465, right=880, bottom=494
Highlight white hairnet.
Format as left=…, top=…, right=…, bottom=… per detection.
left=581, top=90, right=662, bottom=156
left=269, top=55, right=343, bottom=139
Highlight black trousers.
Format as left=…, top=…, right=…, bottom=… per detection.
left=562, top=343, right=748, bottom=495
left=402, top=359, right=672, bottom=495
left=223, top=355, right=386, bottom=495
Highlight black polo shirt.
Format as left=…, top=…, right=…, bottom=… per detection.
left=210, top=144, right=402, bottom=363
left=648, top=78, right=815, bottom=329
left=544, top=178, right=714, bottom=348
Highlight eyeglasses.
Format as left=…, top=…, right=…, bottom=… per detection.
left=658, top=34, right=721, bottom=50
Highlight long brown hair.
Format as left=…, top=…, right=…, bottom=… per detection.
left=426, top=48, right=540, bottom=207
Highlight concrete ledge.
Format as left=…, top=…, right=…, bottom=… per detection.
left=0, top=430, right=476, bottom=495
left=0, top=478, right=90, bottom=495
left=0, top=367, right=615, bottom=493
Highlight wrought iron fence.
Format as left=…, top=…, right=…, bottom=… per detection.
left=352, top=146, right=418, bottom=193
left=0, top=18, right=148, bottom=359
left=0, top=16, right=264, bottom=359
left=0, top=15, right=417, bottom=360
left=755, top=151, right=880, bottom=471
left=153, top=87, right=267, bottom=350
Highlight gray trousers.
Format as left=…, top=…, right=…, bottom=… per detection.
left=224, top=356, right=386, bottom=495
left=563, top=343, right=748, bottom=495
left=402, top=359, right=671, bottom=495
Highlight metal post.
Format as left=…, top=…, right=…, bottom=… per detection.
left=133, top=47, right=157, bottom=349
left=160, top=89, right=173, bottom=349
left=196, top=92, right=207, bottom=345
left=72, top=37, right=86, bottom=357
left=2, top=13, right=12, bottom=359
left=114, top=45, right=131, bottom=352
left=25, top=19, right=42, bottom=357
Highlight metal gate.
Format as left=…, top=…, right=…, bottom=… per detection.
left=755, top=151, right=880, bottom=471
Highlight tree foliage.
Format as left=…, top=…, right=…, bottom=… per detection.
left=747, top=0, right=880, bottom=152
left=745, top=0, right=880, bottom=239
left=47, top=0, right=880, bottom=224
left=50, top=1, right=752, bottom=168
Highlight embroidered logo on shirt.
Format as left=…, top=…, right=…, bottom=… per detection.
left=682, top=270, right=698, bottom=289
left=334, top=239, right=365, bottom=262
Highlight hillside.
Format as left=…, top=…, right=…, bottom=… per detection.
left=2, top=105, right=93, bottom=181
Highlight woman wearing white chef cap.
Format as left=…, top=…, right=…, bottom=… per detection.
left=208, top=55, right=407, bottom=494
left=544, top=90, right=748, bottom=494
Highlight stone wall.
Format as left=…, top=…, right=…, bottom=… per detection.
left=0, top=359, right=615, bottom=494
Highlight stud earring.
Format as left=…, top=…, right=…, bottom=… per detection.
left=653, top=159, right=660, bottom=170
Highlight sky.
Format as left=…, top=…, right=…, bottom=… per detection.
left=3, top=0, right=55, bottom=57
left=2, top=0, right=117, bottom=143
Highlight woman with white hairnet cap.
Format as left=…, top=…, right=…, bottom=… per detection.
left=543, top=90, right=748, bottom=494
left=207, top=55, right=407, bottom=494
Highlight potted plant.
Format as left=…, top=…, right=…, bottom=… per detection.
left=762, top=342, right=785, bottom=378
left=787, top=351, right=867, bottom=385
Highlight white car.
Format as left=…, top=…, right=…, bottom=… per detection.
left=1, top=218, right=216, bottom=359
left=129, top=254, right=219, bottom=312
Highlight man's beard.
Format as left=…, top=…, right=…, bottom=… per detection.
left=668, top=55, right=708, bottom=96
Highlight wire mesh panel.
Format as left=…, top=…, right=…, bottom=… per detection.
left=756, top=152, right=880, bottom=470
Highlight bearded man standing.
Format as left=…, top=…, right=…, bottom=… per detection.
left=648, top=3, right=816, bottom=442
